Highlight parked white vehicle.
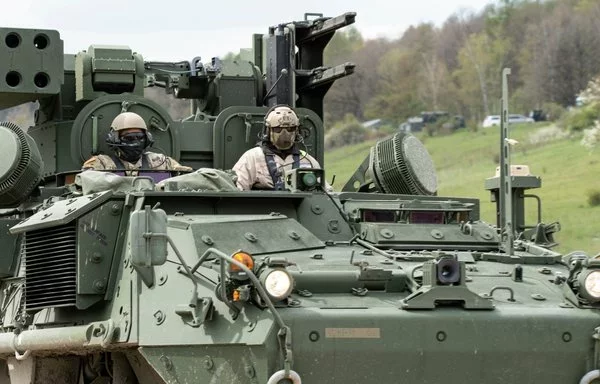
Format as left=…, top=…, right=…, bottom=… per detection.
left=482, top=114, right=534, bottom=128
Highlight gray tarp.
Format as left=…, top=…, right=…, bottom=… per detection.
left=156, top=168, right=238, bottom=192
left=76, top=169, right=238, bottom=194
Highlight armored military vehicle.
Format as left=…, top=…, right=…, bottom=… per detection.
left=0, top=12, right=599, bottom=384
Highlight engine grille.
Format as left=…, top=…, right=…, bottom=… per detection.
left=23, top=223, right=77, bottom=311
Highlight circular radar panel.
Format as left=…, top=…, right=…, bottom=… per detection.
left=0, top=122, right=43, bottom=207
left=401, top=134, right=437, bottom=195
left=0, top=126, right=21, bottom=178
left=371, top=132, right=437, bottom=195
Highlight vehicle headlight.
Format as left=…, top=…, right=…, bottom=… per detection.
left=261, top=269, right=293, bottom=301
left=580, top=270, right=600, bottom=301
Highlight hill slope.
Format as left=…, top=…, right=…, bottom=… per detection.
left=325, top=125, right=600, bottom=255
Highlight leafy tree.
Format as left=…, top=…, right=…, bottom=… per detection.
left=364, top=48, right=425, bottom=122
left=324, top=27, right=364, bottom=65
left=453, top=31, right=509, bottom=120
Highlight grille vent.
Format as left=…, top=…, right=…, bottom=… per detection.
left=372, top=133, right=437, bottom=195
left=23, top=223, right=77, bottom=311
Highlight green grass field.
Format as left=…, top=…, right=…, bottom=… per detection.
left=325, top=124, right=600, bottom=255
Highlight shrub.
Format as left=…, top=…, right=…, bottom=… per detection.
left=421, top=117, right=461, bottom=137
left=541, top=102, right=566, bottom=122
left=579, top=76, right=600, bottom=105
left=581, top=121, right=600, bottom=151
left=559, top=101, right=600, bottom=132
left=324, top=115, right=368, bottom=149
left=528, top=125, right=569, bottom=146
left=587, top=189, right=600, bottom=207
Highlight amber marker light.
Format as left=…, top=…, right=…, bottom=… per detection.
left=229, top=251, right=255, bottom=273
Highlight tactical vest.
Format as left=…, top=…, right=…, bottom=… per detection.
left=264, top=152, right=300, bottom=191
left=108, top=154, right=172, bottom=182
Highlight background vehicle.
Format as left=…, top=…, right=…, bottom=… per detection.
left=0, top=13, right=599, bottom=384
left=483, top=114, right=534, bottom=127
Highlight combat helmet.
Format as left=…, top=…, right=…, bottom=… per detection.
left=265, top=106, right=299, bottom=128
left=110, top=112, right=148, bottom=132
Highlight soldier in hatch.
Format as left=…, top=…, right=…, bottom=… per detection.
left=82, top=111, right=192, bottom=174
left=233, top=105, right=324, bottom=191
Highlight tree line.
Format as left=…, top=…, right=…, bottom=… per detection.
left=323, top=0, right=600, bottom=127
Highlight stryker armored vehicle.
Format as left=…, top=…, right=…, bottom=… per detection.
left=0, top=12, right=599, bottom=384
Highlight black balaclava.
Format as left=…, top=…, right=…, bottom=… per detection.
left=115, top=132, right=147, bottom=163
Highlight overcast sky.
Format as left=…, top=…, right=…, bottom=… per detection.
left=2, top=0, right=493, bottom=61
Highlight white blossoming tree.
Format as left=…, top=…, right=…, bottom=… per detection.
left=579, top=76, right=600, bottom=151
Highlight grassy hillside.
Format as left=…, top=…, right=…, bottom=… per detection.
left=325, top=124, right=600, bottom=256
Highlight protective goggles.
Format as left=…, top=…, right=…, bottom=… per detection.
left=271, top=126, right=298, bottom=133
left=119, top=132, right=147, bottom=143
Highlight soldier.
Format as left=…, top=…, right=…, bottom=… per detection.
left=233, top=105, right=325, bottom=190
left=82, top=112, right=192, bottom=174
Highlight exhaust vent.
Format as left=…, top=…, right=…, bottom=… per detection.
left=23, top=223, right=77, bottom=311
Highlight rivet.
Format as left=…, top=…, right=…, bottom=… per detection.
left=436, top=331, right=447, bottom=342
left=154, top=310, right=165, bottom=325
left=328, top=220, right=341, bottom=234
left=531, top=293, right=546, bottom=301
left=288, top=231, right=300, bottom=240
left=244, top=364, right=255, bottom=378
left=244, top=232, right=257, bottom=242
left=91, top=252, right=102, bottom=263
left=562, top=332, right=572, bottom=342
left=201, top=235, right=214, bottom=245
left=298, top=289, right=313, bottom=297
left=160, top=355, right=173, bottom=371
left=311, top=204, right=323, bottom=215
left=93, top=280, right=106, bottom=292
left=202, top=356, right=214, bottom=370
left=111, top=203, right=121, bottom=215
left=288, top=298, right=301, bottom=307
left=309, top=331, right=320, bottom=342
left=380, top=229, right=394, bottom=239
